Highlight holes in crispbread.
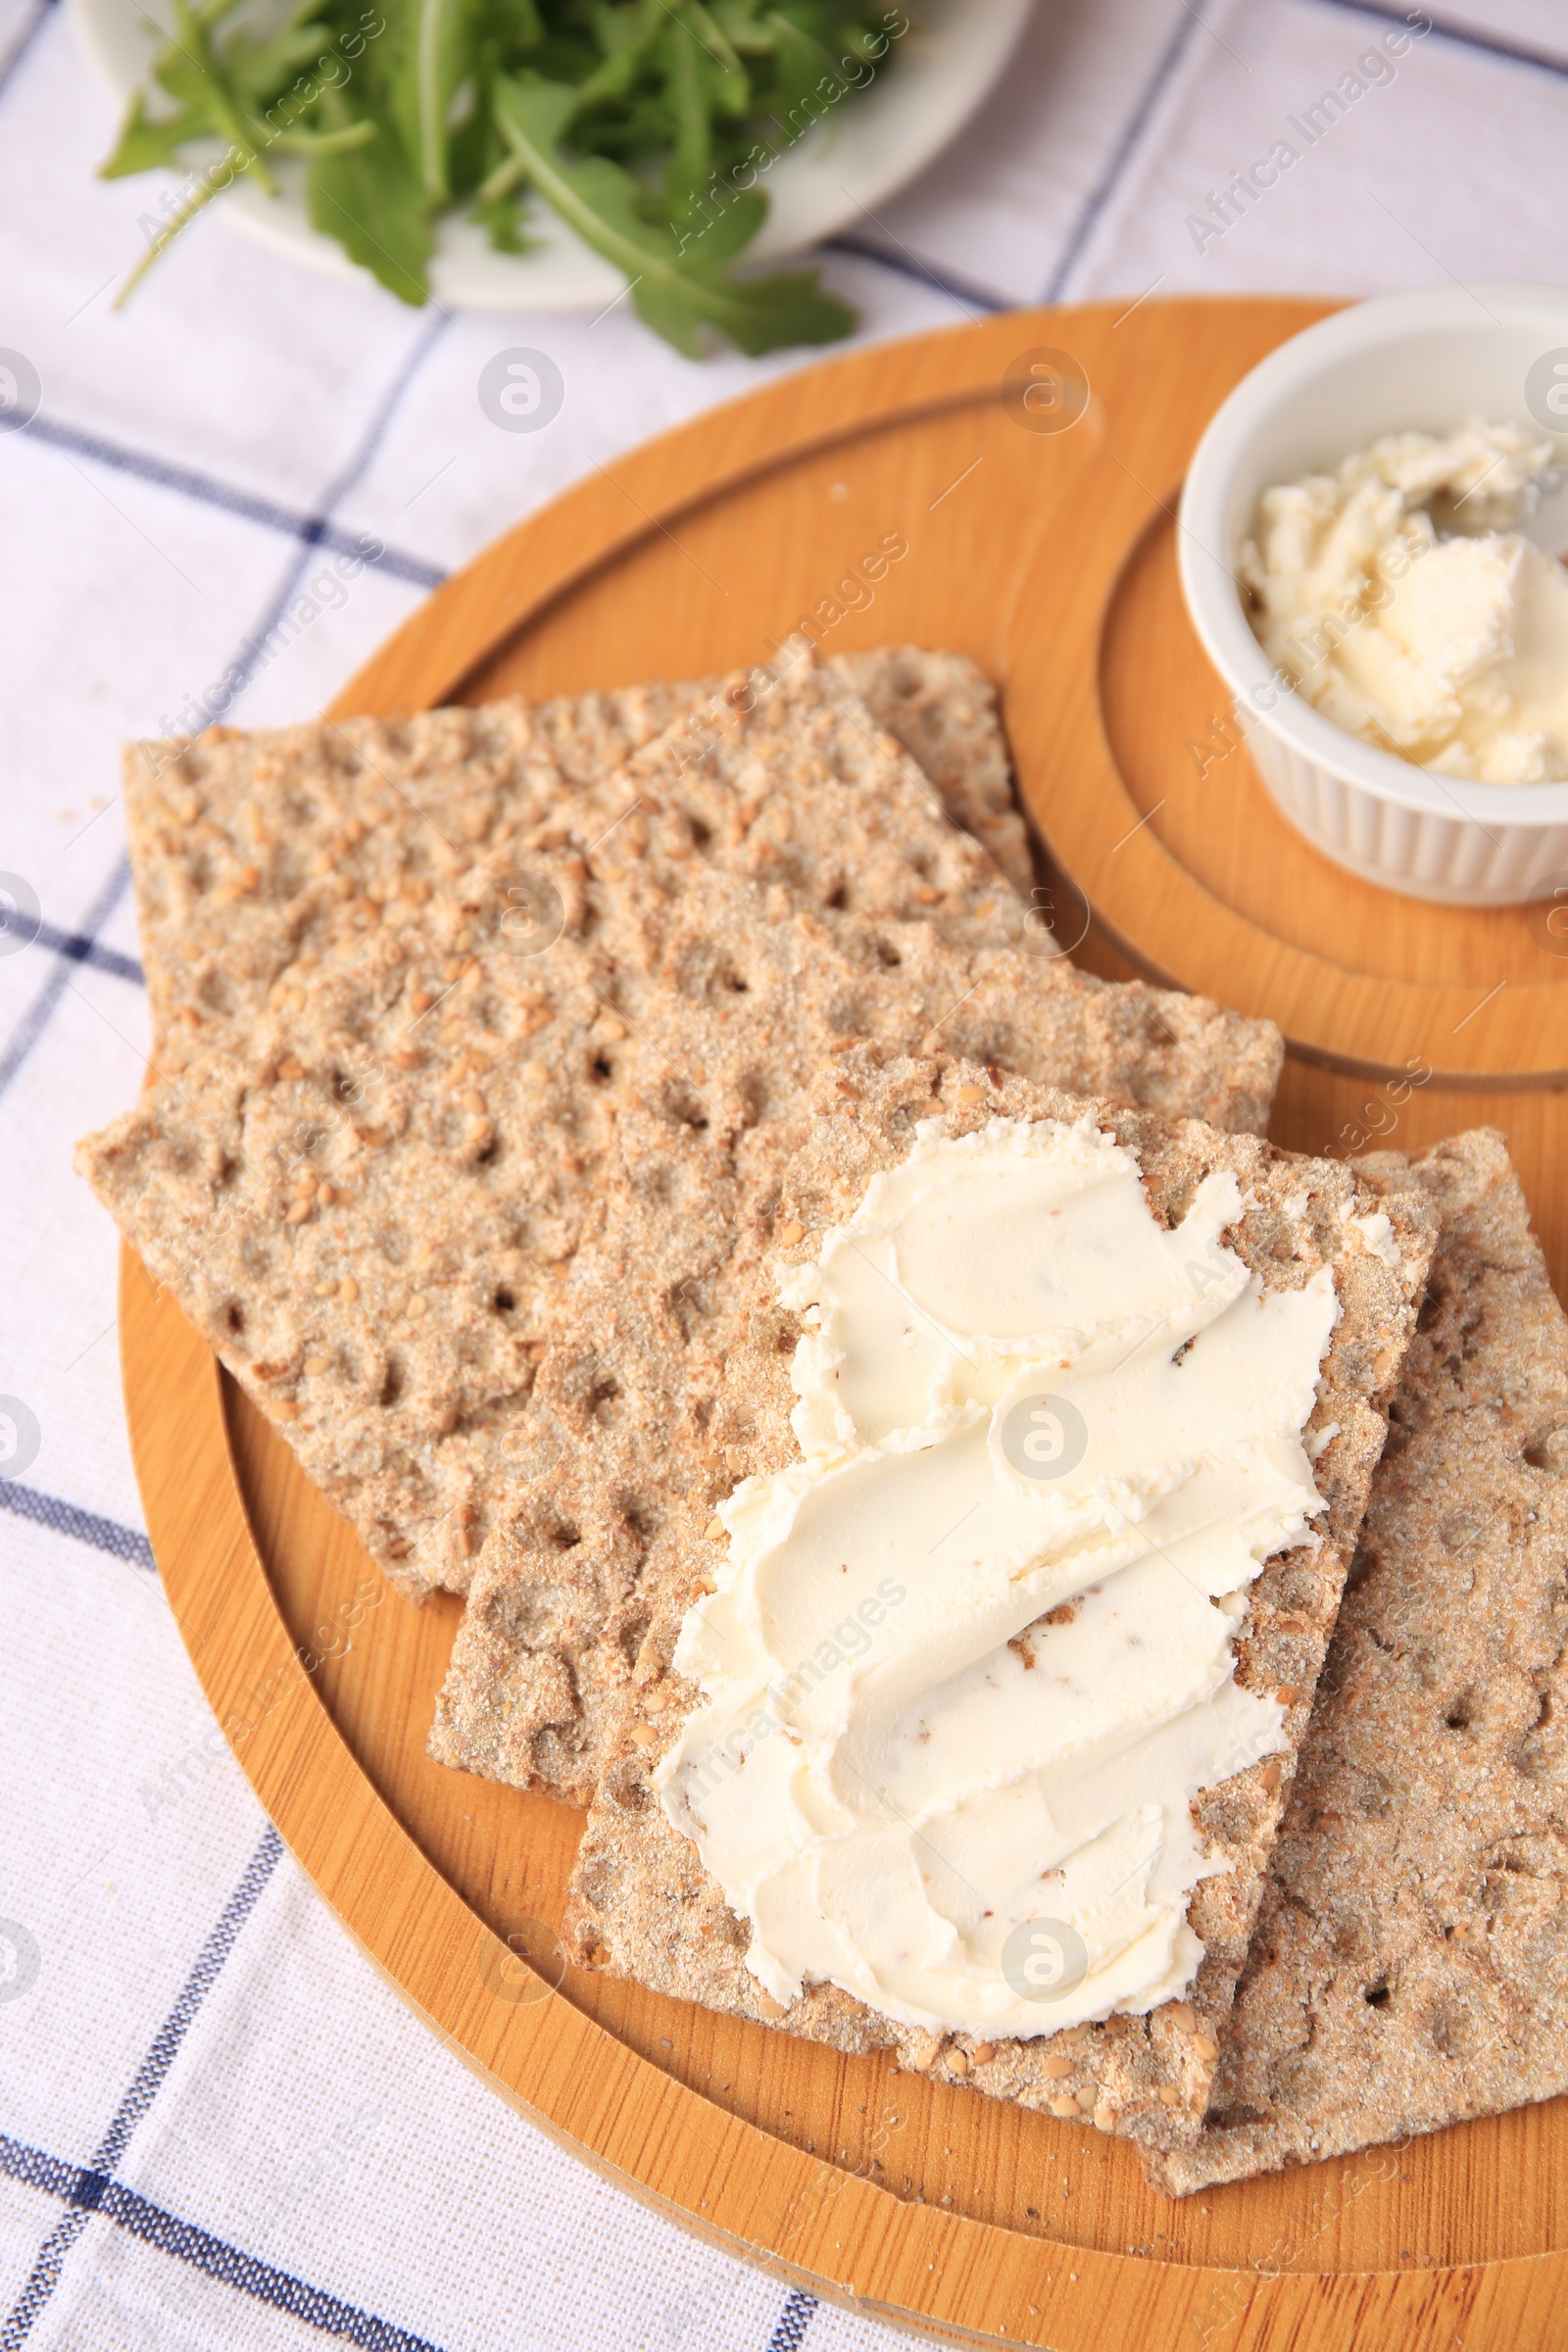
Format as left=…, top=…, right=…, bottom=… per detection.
left=1346, top=1544, right=1379, bottom=1594
left=664, top=1083, right=709, bottom=1132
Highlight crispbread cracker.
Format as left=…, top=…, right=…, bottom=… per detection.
left=82, top=660, right=1282, bottom=1627
left=1146, top=1130, right=1568, bottom=2192
left=829, top=647, right=1033, bottom=896
left=85, top=656, right=1039, bottom=1598
left=430, top=917, right=1282, bottom=1794
left=124, top=647, right=1027, bottom=1053
left=562, top=1052, right=1437, bottom=2155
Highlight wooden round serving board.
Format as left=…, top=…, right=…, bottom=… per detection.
left=124, top=300, right=1568, bottom=2350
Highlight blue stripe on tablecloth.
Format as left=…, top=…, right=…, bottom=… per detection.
left=1300, top=0, right=1568, bottom=80
left=1041, top=0, right=1207, bottom=302
left=22, top=417, right=448, bottom=593
left=0, top=0, right=55, bottom=104
left=822, top=238, right=1006, bottom=316
left=0, top=1482, right=156, bottom=1569
left=0, top=854, right=131, bottom=1107
left=764, top=2286, right=819, bottom=2349
left=840, top=0, right=1568, bottom=322
left=222, top=312, right=453, bottom=721
left=97, top=1827, right=283, bottom=2168
left=2, top=1826, right=284, bottom=2347
left=0, top=2133, right=449, bottom=2350
left=0, top=313, right=452, bottom=1106
left=1032, top=0, right=1568, bottom=309
left=31, top=920, right=143, bottom=985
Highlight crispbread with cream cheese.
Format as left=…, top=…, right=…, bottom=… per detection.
left=1147, top=1129, right=1568, bottom=2191
left=429, top=914, right=1284, bottom=1794
left=81, top=662, right=1281, bottom=1635
left=561, top=1051, right=1437, bottom=2154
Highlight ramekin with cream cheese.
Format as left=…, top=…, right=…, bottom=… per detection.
left=658, top=1115, right=1337, bottom=2042
left=1177, top=283, right=1568, bottom=904
left=1241, top=420, right=1568, bottom=787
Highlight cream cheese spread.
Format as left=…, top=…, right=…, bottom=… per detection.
left=1241, top=420, right=1568, bottom=784
left=658, top=1115, right=1338, bottom=2039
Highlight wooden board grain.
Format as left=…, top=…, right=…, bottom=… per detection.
left=122, top=300, right=1568, bottom=2350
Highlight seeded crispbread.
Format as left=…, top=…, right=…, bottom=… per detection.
left=1146, top=1129, right=1568, bottom=2192
left=430, top=911, right=1283, bottom=1793
left=123, top=646, right=1027, bottom=1055
left=560, top=1051, right=1437, bottom=2155
left=82, top=660, right=1282, bottom=1620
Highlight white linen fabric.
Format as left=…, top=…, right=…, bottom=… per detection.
left=2, top=2, right=1566, bottom=2343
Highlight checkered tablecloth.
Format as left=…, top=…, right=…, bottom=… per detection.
left=4, top=3, right=1567, bottom=2344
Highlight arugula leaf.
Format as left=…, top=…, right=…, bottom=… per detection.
left=469, top=184, right=535, bottom=250
left=492, top=73, right=853, bottom=355
left=309, top=108, right=433, bottom=303
left=661, top=12, right=711, bottom=217
left=760, top=10, right=841, bottom=123
left=578, top=0, right=662, bottom=101
left=113, top=165, right=236, bottom=304
left=159, top=0, right=282, bottom=192
left=710, top=0, right=783, bottom=57
left=101, top=91, right=208, bottom=179
left=223, top=19, right=338, bottom=100
left=392, top=0, right=471, bottom=203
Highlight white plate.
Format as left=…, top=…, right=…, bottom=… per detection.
left=70, top=0, right=1033, bottom=311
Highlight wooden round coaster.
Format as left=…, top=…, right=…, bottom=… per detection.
left=122, top=300, right=1568, bottom=2352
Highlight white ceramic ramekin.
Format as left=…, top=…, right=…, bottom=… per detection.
left=1178, top=283, right=1568, bottom=906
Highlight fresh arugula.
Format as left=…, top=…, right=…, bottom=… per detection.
left=490, top=76, right=853, bottom=355
left=102, top=0, right=378, bottom=299
left=309, top=95, right=432, bottom=305
left=99, top=0, right=902, bottom=354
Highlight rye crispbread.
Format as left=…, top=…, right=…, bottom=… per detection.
left=84, top=654, right=1039, bottom=1600
left=81, top=660, right=1281, bottom=1634
left=429, top=919, right=1285, bottom=1795
left=829, top=646, right=1033, bottom=896
left=561, top=1052, right=1438, bottom=2155
left=124, top=646, right=1030, bottom=1055
left=1147, top=1130, right=1568, bottom=2192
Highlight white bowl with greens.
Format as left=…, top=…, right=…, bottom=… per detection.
left=71, top=0, right=1032, bottom=351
